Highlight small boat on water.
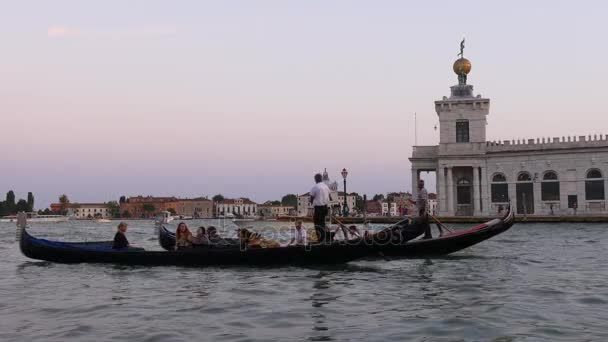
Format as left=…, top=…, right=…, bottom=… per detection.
left=94, top=218, right=112, bottom=223
left=0, top=213, right=69, bottom=223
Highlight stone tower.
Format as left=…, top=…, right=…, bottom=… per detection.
left=435, top=53, right=490, bottom=156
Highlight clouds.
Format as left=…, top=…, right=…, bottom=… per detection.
left=47, top=26, right=81, bottom=37
left=47, top=25, right=177, bottom=38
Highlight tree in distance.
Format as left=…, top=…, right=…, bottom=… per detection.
left=27, top=192, right=34, bottom=212
left=59, top=194, right=70, bottom=214
left=106, top=201, right=120, bottom=218
left=372, top=194, right=385, bottom=201
left=16, top=199, right=29, bottom=213
left=281, top=194, right=297, bottom=207
left=142, top=204, right=155, bottom=213
left=6, top=191, right=16, bottom=214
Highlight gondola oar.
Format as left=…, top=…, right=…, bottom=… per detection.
left=429, top=214, right=454, bottom=234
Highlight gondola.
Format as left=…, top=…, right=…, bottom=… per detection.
left=16, top=214, right=373, bottom=267
left=158, top=206, right=515, bottom=258
left=367, top=206, right=515, bottom=257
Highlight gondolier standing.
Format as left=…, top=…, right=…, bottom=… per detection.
left=417, top=179, right=428, bottom=218
left=310, top=173, right=331, bottom=243
left=416, top=179, right=444, bottom=239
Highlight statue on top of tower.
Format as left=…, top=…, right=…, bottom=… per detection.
left=458, top=38, right=465, bottom=58
left=453, top=38, right=471, bottom=86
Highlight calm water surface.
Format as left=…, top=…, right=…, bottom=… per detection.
left=1, top=219, right=607, bottom=341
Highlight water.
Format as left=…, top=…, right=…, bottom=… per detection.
left=1, top=219, right=607, bottom=342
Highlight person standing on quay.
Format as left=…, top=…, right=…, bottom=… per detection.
left=310, top=173, right=331, bottom=243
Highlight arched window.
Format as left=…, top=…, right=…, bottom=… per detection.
left=492, top=174, right=506, bottom=182
left=491, top=173, right=508, bottom=202
left=541, top=171, right=560, bottom=201
left=457, top=178, right=471, bottom=185
left=585, top=169, right=605, bottom=200
left=517, top=172, right=532, bottom=182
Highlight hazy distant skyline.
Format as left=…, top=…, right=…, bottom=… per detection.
left=1, top=0, right=607, bottom=208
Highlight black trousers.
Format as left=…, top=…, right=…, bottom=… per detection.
left=313, top=205, right=329, bottom=242
left=418, top=209, right=432, bottom=239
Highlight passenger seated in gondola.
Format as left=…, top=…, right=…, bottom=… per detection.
left=238, top=228, right=280, bottom=248
left=112, top=222, right=130, bottom=249
left=287, top=220, right=307, bottom=246
left=191, top=226, right=209, bottom=246
left=175, top=222, right=194, bottom=250
left=205, top=227, right=231, bottom=247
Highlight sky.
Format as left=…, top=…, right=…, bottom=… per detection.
left=1, top=0, right=607, bottom=209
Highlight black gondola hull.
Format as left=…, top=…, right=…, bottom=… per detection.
left=18, top=207, right=514, bottom=266
left=19, top=229, right=373, bottom=266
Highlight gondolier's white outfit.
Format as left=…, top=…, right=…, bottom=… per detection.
left=311, top=182, right=331, bottom=242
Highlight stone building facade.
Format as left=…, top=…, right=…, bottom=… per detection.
left=257, top=202, right=295, bottom=218
left=71, top=203, right=111, bottom=219
left=215, top=198, right=257, bottom=218
left=410, top=51, right=608, bottom=217
left=175, top=198, right=214, bottom=218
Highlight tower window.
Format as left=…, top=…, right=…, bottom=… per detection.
left=456, top=120, right=469, bottom=143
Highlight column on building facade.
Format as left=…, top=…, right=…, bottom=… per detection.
left=508, top=176, right=517, bottom=214
left=480, top=166, right=490, bottom=215
left=446, top=167, right=454, bottom=215
left=436, top=167, right=445, bottom=214
left=473, top=166, right=481, bottom=216
left=605, top=178, right=608, bottom=211
left=411, top=168, right=419, bottom=199
left=533, top=178, right=542, bottom=215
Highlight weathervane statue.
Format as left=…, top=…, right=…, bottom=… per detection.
left=453, top=38, right=471, bottom=86
left=458, top=38, right=465, bottom=58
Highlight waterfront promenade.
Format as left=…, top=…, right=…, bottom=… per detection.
left=278, top=214, right=608, bottom=224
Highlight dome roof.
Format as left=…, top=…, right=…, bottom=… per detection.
left=453, top=58, right=471, bottom=75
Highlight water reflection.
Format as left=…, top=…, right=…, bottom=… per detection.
left=309, top=271, right=339, bottom=341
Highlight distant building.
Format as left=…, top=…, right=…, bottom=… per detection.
left=49, top=203, right=63, bottom=214
left=410, top=45, right=608, bottom=216
left=120, top=196, right=179, bottom=218
left=71, top=203, right=111, bottom=219
left=364, top=200, right=382, bottom=215
left=297, top=169, right=357, bottom=216
left=381, top=201, right=398, bottom=216
left=257, top=202, right=294, bottom=218
left=387, top=192, right=415, bottom=215
left=175, top=198, right=214, bottom=218
left=428, top=193, right=438, bottom=215
left=215, top=198, right=257, bottom=217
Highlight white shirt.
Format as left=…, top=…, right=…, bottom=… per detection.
left=310, top=182, right=331, bottom=206
left=417, top=188, right=428, bottom=212
left=292, top=228, right=307, bottom=245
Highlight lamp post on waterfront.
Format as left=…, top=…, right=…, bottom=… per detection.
left=341, top=168, right=348, bottom=217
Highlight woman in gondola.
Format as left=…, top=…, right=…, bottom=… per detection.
left=191, top=226, right=209, bottom=246
left=175, top=222, right=194, bottom=250
left=112, top=222, right=130, bottom=249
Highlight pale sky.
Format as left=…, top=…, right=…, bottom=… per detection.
left=1, top=0, right=607, bottom=208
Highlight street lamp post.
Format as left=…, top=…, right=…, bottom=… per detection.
left=341, top=168, right=348, bottom=217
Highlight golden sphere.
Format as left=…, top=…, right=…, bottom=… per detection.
left=453, top=58, right=471, bottom=75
